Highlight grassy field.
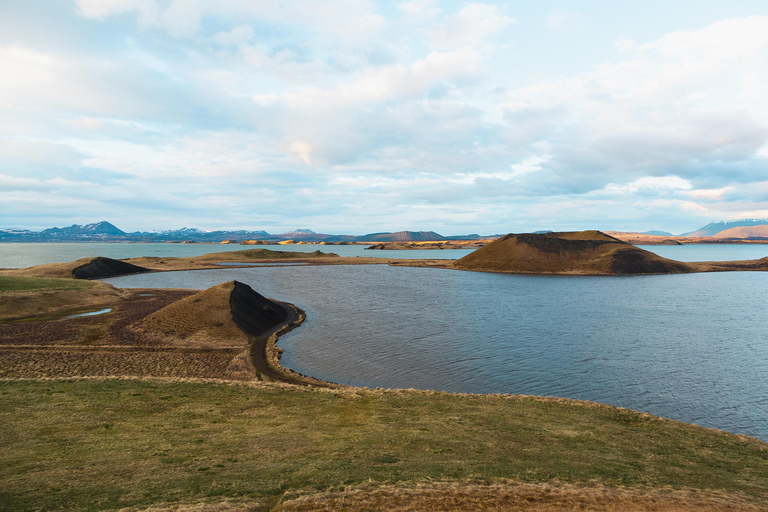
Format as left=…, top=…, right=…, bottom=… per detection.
left=1, top=379, right=767, bottom=511
left=0, top=276, right=97, bottom=292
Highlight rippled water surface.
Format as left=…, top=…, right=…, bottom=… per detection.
left=105, top=265, right=768, bottom=440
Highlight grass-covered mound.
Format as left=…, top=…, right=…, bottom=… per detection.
left=72, top=257, right=149, bottom=279
left=139, top=281, right=287, bottom=349
left=0, top=379, right=766, bottom=511
left=455, top=231, right=694, bottom=275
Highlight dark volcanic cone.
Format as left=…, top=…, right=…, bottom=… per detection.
left=72, top=257, right=149, bottom=279
left=454, top=230, right=694, bottom=275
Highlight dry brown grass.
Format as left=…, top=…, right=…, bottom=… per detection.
left=139, top=282, right=247, bottom=349
left=0, top=285, right=256, bottom=381
left=0, top=282, right=124, bottom=321
left=102, top=479, right=768, bottom=511
left=274, top=481, right=766, bottom=511
left=454, top=231, right=694, bottom=275
left=0, top=347, right=251, bottom=380
left=0, top=258, right=95, bottom=279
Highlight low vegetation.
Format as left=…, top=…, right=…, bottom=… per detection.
left=454, top=231, right=695, bottom=275
left=0, top=278, right=121, bottom=323
left=0, top=276, right=96, bottom=292
left=3, top=258, right=768, bottom=510
left=0, top=379, right=766, bottom=511
left=0, top=284, right=256, bottom=381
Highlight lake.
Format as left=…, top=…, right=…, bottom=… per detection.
left=0, top=242, right=475, bottom=268
left=104, top=264, right=768, bottom=441
left=1, top=242, right=767, bottom=269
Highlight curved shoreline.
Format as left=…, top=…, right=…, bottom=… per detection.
left=246, top=299, right=341, bottom=388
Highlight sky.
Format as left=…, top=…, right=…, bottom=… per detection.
left=2, top=1, right=768, bottom=235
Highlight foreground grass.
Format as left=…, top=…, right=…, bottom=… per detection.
left=0, top=379, right=767, bottom=511
left=0, top=276, right=96, bottom=292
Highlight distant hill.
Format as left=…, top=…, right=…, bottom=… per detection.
left=42, top=221, right=125, bottom=237
left=684, top=219, right=768, bottom=237
left=355, top=231, right=446, bottom=242
left=0, top=222, right=487, bottom=243
left=454, top=231, right=693, bottom=275
left=0, top=222, right=275, bottom=242
left=712, top=225, right=768, bottom=238
left=640, top=230, right=675, bottom=237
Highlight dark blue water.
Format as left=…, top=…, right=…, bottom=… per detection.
left=104, top=265, right=768, bottom=440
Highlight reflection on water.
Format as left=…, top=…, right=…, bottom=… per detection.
left=104, top=265, right=768, bottom=440
left=64, top=308, right=113, bottom=319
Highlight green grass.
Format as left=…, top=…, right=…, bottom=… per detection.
left=0, top=379, right=766, bottom=511
left=0, top=276, right=96, bottom=292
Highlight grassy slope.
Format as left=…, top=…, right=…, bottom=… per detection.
left=454, top=231, right=693, bottom=275
left=0, top=379, right=766, bottom=511
left=0, top=278, right=121, bottom=322
left=0, top=276, right=96, bottom=292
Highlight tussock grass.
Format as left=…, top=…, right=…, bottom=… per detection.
left=1, top=379, right=767, bottom=511
left=275, top=480, right=765, bottom=511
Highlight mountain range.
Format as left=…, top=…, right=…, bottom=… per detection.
left=682, top=219, right=768, bottom=237
left=3, top=219, right=768, bottom=243
left=0, top=222, right=469, bottom=243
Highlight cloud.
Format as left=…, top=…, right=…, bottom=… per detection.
left=75, top=0, right=162, bottom=27
left=211, top=25, right=255, bottom=47
left=499, top=16, right=768, bottom=196
left=397, top=0, right=441, bottom=24
left=6, top=5, right=768, bottom=234
left=429, top=3, right=515, bottom=49
left=75, top=0, right=385, bottom=41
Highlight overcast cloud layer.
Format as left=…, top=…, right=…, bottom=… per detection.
left=2, top=0, right=768, bottom=234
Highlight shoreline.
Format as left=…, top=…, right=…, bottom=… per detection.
left=246, top=299, right=341, bottom=389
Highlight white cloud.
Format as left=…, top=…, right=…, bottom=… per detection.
left=429, top=3, right=515, bottom=49
left=287, top=141, right=313, bottom=165
left=500, top=16, right=768, bottom=191
left=75, top=0, right=162, bottom=27
left=687, top=187, right=734, bottom=200
left=75, top=0, right=385, bottom=41
left=397, top=0, right=441, bottom=23
left=211, top=25, right=255, bottom=47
